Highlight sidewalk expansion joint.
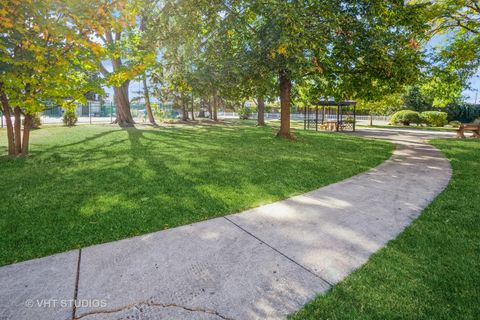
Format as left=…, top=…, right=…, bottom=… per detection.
left=223, top=216, right=333, bottom=287
left=72, top=248, right=82, bottom=320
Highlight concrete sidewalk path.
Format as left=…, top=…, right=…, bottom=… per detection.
left=0, top=129, right=452, bottom=320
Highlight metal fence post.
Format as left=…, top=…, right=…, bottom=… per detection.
left=110, top=102, right=113, bottom=123
left=89, top=102, right=92, bottom=124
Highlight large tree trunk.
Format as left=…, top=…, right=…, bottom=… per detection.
left=277, top=70, right=293, bottom=139
left=142, top=75, right=157, bottom=126
left=14, top=107, right=22, bottom=154
left=257, top=97, right=266, bottom=126
left=208, top=98, right=213, bottom=119
left=113, top=81, right=134, bottom=127
left=0, top=91, right=16, bottom=156
left=190, top=95, right=195, bottom=121
left=213, top=95, right=218, bottom=121
left=181, top=98, right=189, bottom=121
left=102, top=31, right=134, bottom=127
left=21, top=114, right=32, bottom=155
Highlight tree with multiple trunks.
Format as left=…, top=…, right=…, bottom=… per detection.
left=0, top=0, right=98, bottom=156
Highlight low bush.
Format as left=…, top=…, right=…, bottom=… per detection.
left=344, top=116, right=356, bottom=124
left=238, top=107, right=251, bottom=120
left=449, top=120, right=461, bottom=128
left=420, top=111, right=448, bottom=127
left=63, top=109, right=78, bottom=127
left=390, top=110, right=421, bottom=126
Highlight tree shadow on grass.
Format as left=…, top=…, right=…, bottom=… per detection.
left=0, top=124, right=392, bottom=265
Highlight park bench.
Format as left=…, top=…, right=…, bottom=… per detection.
left=456, top=123, right=480, bottom=138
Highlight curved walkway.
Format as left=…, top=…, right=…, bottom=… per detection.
left=0, top=129, right=452, bottom=320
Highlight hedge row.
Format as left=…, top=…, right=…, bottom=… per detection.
left=390, top=110, right=448, bottom=127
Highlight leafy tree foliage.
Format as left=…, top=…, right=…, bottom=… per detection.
left=0, top=0, right=98, bottom=156
left=64, top=0, right=157, bottom=126
left=420, top=0, right=480, bottom=106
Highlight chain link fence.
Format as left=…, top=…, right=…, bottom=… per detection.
left=1, top=105, right=390, bottom=128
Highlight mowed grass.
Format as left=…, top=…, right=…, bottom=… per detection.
left=0, top=123, right=392, bottom=266
left=290, top=139, right=480, bottom=320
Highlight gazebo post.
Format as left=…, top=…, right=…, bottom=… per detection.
left=336, top=104, right=340, bottom=132
left=315, top=107, right=319, bottom=131
left=322, top=106, right=325, bottom=124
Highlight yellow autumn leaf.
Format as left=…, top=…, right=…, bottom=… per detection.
left=277, top=44, right=288, bottom=56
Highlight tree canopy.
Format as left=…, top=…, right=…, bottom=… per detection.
left=1, top=0, right=478, bottom=155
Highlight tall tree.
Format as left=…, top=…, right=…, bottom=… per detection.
left=67, top=0, right=156, bottom=126
left=185, top=0, right=427, bottom=138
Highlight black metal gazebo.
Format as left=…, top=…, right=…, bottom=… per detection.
left=304, top=99, right=357, bottom=132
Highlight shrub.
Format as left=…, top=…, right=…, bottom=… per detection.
left=445, top=103, right=480, bottom=122
left=238, top=107, right=251, bottom=120
left=63, top=109, right=78, bottom=127
left=344, top=116, right=356, bottom=124
left=390, top=110, right=421, bottom=126
left=420, top=111, right=448, bottom=127
left=449, top=120, right=461, bottom=128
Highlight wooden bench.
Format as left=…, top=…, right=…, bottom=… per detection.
left=456, top=123, right=480, bottom=138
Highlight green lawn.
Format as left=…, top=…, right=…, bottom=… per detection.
left=0, top=123, right=392, bottom=266
left=359, top=124, right=457, bottom=132
left=290, top=139, right=480, bottom=320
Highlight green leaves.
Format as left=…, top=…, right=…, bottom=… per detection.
left=0, top=0, right=101, bottom=115
left=419, top=0, right=480, bottom=106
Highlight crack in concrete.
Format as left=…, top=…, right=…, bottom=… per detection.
left=73, top=301, right=235, bottom=320
left=224, top=216, right=333, bottom=287
left=72, top=248, right=82, bottom=320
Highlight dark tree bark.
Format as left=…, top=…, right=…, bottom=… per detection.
left=0, top=90, right=16, bottom=156
left=113, top=81, right=134, bottom=127
left=181, top=98, right=189, bottom=121
left=277, top=70, right=294, bottom=139
left=142, top=75, right=157, bottom=126
left=257, top=97, right=266, bottom=126
left=190, top=95, right=195, bottom=121
left=21, top=114, right=32, bottom=155
left=14, top=107, right=22, bottom=154
left=213, top=95, right=218, bottom=121
left=208, top=98, right=213, bottom=119
left=100, top=30, right=135, bottom=127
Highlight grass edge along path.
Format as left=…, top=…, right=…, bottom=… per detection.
left=358, top=124, right=456, bottom=132
left=0, top=124, right=393, bottom=266
left=290, top=139, right=480, bottom=320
